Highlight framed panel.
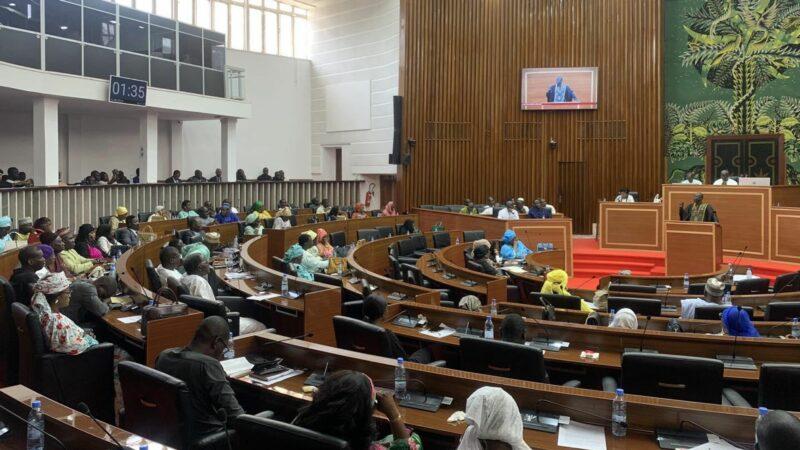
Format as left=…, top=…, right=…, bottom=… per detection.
left=44, top=0, right=82, bottom=41
left=150, top=25, right=176, bottom=60
left=84, top=45, right=116, bottom=79
left=120, top=52, right=149, bottom=83
left=0, top=27, right=41, bottom=69
left=44, top=37, right=82, bottom=75
left=179, top=32, right=202, bottom=65
left=0, top=0, right=41, bottom=32
left=120, top=17, right=149, bottom=55
left=84, top=7, right=117, bottom=48
left=179, top=64, right=203, bottom=94
left=150, top=58, right=177, bottom=89
left=204, top=68, right=224, bottom=97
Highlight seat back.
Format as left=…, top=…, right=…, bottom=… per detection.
left=764, top=302, right=800, bottom=322
left=529, top=292, right=582, bottom=310
left=734, top=278, right=770, bottom=295
left=289, top=215, right=299, bottom=226
left=463, top=230, right=485, bottom=243
left=98, top=216, right=111, bottom=225
left=396, top=239, right=418, bottom=258
left=432, top=232, right=451, bottom=249
left=687, top=283, right=706, bottom=295
left=608, top=284, right=657, bottom=294
left=411, top=234, right=428, bottom=251
left=459, top=337, right=548, bottom=383
left=356, top=229, right=379, bottom=242
left=271, top=256, right=288, bottom=273
left=388, top=255, right=404, bottom=280
left=332, top=316, right=394, bottom=358
left=138, top=212, right=152, bottom=223
left=118, top=361, right=193, bottom=450
left=144, top=259, right=162, bottom=292
left=376, top=226, right=394, bottom=239
left=695, top=305, right=754, bottom=320
left=773, top=272, right=800, bottom=294
left=11, top=303, right=46, bottom=389
left=235, top=415, right=350, bottom=450
left=0, top=276, right=19, bottom=385
left=330, top=231, right=346, bottom=248
left=608, top=297, right=662, bottom=316
left=758, top=364, right=800, bottom=411
left=621, top=353, right=723, bottom=404
left=466, top=261, right=483, bottom=272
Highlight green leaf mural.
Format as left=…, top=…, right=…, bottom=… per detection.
left=666, top=0, right=800, bottom=184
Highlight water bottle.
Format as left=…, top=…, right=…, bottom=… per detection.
left=746, top=267, right=753, bottom=279
left=484, top=316, right=494, bottom=339
left=223, top=332, right=235, bottom=360
left=755, top=407, right=768, bottom=445
left=490, top=299, right=498, bottom=315
left=394, top=358, right=408, bottom=400
left=233, top=235, right=239, bottom=250
left=727, top=263, right=734, bottom=280
left=109, top=254, right=118, bottom=278
left=611, top=389, right=627, bottom=437
left=140, top=445, right=149, bottom=450
left=281, top=273, right=289, bottom=296
left=337, top=262, right=343, bottom=277
left=721, top=292, right=732, bottom=306
left=683, top=273, right=690, bottom=290
left=792, top=318, right=800, bottom=338
left=27, top=399, right=44, bottom=450
left=455, top=237, right=460, bottom=245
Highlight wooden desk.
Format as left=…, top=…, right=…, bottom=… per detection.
left=230, top=332, right=763, bottom=448
left=0, top=385, right=171, bottom=449
left=771, top=207, right=800, bottom=264
left=204, top=222, right=241, bottom=246
left=136, top=218, right=189, bottom=237
left=664, top=221, right=722, bottom=276
left=418, top=245, right=508, bottom=303
left=599, top=202, right=663, bottom=251
left=512, top=219, right=574, bottom=275
left=415, top=208, right=541, bottom=240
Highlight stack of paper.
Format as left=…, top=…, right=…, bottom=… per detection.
left=221, top=357, right=254, bottom=377
left=247, top=293, right=282, bottom=301
left=557, top=421, right=607, bottom=450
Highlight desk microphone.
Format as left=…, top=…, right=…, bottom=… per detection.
left=639, top=316, right=651, bottom=352
left=526, top=313, right=554, bottom=350
left=0, top=402, right=67, bottom=449
left=262, top=332, right=314, bottom=346
left=76, top=402, right=132, bottom=450
left=728, top=246, right=748, bottom=281
left=661, top=286, right=672, bottom=311
left=538, top=296, right=556, bottom=321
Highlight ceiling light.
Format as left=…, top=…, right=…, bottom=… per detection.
left=110, top=20, right=116, bottom=24
left=9, top=3, right=16, bottom=7
left=60, top=25, right=68, bottom=30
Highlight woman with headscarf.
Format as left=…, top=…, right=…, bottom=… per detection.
left=108, top=206, right=127, bottom=233
left=326, top=206, right=346, bottom=221
left=397, top=219, right=417, bottom=235
left=148, top=206, right=171, bottom=222
left=352, top=202, right=367, bottom=219
left=315, top=228, right=335, bottom=258
left=458, top=295, right=482, bottom=312
left=499, top=230, right=532, bottom=260
left=243, top=211, right=264, bottom=236
left=39, top=232, right=65, bottom=273
left=236, top=169, right=248, bottom=181
left=272, top=207, right=293, bottom=230
left=608, top=308, right=638, bottom=330
left=722, top=306, right=760, bottom=337
left=473, top=244, right=501, bottom=276
left=381, top=201, right=399, bottom=217
left=284, top=244, right=314, bottom=280
left=541, top=269, right=595, bottom=313
left=30, top=272, right=99, bottom=355
left=456, top=386, right=531, bottom=450
left=362, top=294, right=434, bottom=363
left=249, top=200, right=272, bottom=220
left=75, top=224, right=104, bottom=259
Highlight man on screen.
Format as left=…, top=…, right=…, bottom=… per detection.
left=546, top=76, right=578, bottom=103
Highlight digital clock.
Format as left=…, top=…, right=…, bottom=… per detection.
left=108, top=76, right=148, bottom=106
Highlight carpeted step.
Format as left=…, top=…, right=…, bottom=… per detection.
left=573, top=259, right=656, bottom=271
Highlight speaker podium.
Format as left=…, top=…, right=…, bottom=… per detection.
left=664, top=221, right=722, bottom=276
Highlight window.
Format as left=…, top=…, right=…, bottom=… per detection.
left=278, top=13, right=291, bottom=56
left=177, top=0, right=193, bottom=23
left=135, top=0, right=153, bottom=13
left=151, top=25, right=176, bottom=59
left=248, top=9, right=262, bottom=53
left=45, top=0, right=82, bottom=41
left=196, top=0, right=211, bottom=28
left=155, top=0, right=173, bottom=18
left=230, top=4, right=244, bottom=49
left=294, top=16, right=308, bottom=59
left=84, top=8, right=117, bottom=48
left=265, top=11, right=277, bottom=54
left=0, top=0, right=42, bottom=32
left=120, top=17, right=149, bottom=55
left=213, top=1, right=227, bottom=35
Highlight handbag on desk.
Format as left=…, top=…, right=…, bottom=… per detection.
left=141, top=287, right=188, bottom=336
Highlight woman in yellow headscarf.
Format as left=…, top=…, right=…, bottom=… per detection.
left=540, top=269, right=595, bottom=313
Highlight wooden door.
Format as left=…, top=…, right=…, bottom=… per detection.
left=557, top=162, right=589, bottom=234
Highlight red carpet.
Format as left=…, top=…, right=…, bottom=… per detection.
left=568, top=237, right=799, bottom=290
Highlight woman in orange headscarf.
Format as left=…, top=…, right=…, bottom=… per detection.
left=382, top=201, right=399, bottom=217
left=352, top=202, right=367, bottom=219
left=315, top=228, right=335, bottom=258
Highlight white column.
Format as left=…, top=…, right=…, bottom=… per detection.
left=221, top=118, right=238, bottom=182
left=139, top=112, right=158, bottom=183
left=170, top=120, right=184, bottom=173
left=32, top=97, right=60, bottom=186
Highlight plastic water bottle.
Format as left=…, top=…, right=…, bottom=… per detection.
left=109, top=255, right=118, bottom=278
left=755, top=407, right=768, bottom=446
left=746, top=267, right=753, bottom=279
left=455, top=237, right=460, bottom=245
left=394, top=358, right=408, bottom=400
left=337, top=262, right=343, bottom=277
left=223, top=332, right=235, bottom=360
left=683, top=273, right=690, bottom=290
left=26, top=399, right=44, bottom=450
left=484, top=316, right=494, bottom=339
left=792, top=318, right=800, bottom=338
left=612, top=389, right=627, bottom=437
left=490, top=299, right=498, bottom=315
left=281, top=273, right=289, bottom=296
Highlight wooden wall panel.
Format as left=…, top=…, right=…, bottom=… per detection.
left=398, top=0, right=663, bottom=233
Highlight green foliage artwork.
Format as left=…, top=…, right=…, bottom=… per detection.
left=665, top=0, right=800, bottom=184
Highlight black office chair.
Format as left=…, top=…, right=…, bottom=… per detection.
left=608, top=284, right=657, bottom=295
left=629, top=191, right=640, bottom=202
left=411, top=234, right=432, bottom=257
left=608, top=297, right=662, bottom=316
left=773, top=272, right=800, bottom=294
left=314, top=273, right=343, bottom=287
left=466, top=261, right=483, bottom=272
left=376, top=226, right=394, bottom=239
left=733, top=278, right=771, bottom=295
left=264, top=218, right=274, bottom=229
left=342, top=301, right=364, bottom=320
left=687, top=283, right=706, bottom=295
left=764, top=302, right=800, bottom=322
left=12, top=303, right=115, bottom=423
left=234, top=415, right=349, bottom=450
left=432, top=232, right=451, bottom=249
left=330, top=231, right=346, bottom=248
left=621, top=353, right=724, bottom=404
left=694, top=305, right=754, bottom=320
left=529, top=293, right=582, bottom=310
left=144, top=259, right=163, bottom=292
left=289, top=215, right=299, bottom=226
left=272, top=256, right=288, bottom=273
left=180, top=294, right=241, bottom=336
left=356, top=229, right=379, bottom=241
left=332, top=316, right=396, bottom=358
left=138, top=212, right=152, bottom=223
left=0, top=276, right=19, bottom=385
left=388, top=255, right=405, bottom=280
left=463, top=230, right=485, bottom=243
left=98, top=216, right=111, bottom=225
left=370, top=210, right=381, bottom=217
left=119, top=361, right=235, bottom=450
left=758, top=364, right=800, bottom=411
left=396, top=239, right=419, bottom=263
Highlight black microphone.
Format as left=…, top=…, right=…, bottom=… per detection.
left=639, top=316, right=651, bottom=352
left=76, top=402, right=131, bottom=449
left=728, top=246, right=748, bottom=280
left=261, top=332, right=314, bottom=346
left=0, top=402, right=67, bottom=450
left=526, top=313, right=557, bottom=352
left=661, top=286, right=672, bottom=311
left=538, top=295, right=557, bottom=321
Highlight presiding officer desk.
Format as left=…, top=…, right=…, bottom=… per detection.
left=230, top=330, right=763, bottom=449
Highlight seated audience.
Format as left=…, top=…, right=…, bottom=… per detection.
left=273, top=170, right=285, bottom=181
left=132, top=168, right=140, bottom=184
left=156, top=246, right=184, bottom=287
left=459, top=295, right=482, bottom=312
left=481, top=196, right=499, bottom=215
left=61, top=276, right=117, bottom=328
left=243, top=213, right=264, bottom=236
left=499, top=230, right=531, bottom=260
left=457, top=386, right=531, bottom=450
left=681, top=170, right=703, bottom=185
left=326, top=206, right=346, bottom=221
left=361, top=294, right=433, bottom=364
left=188, top=170, right=207, bottom=183
left=109, top=206, right=128, bottom=233
left=397, top=219, right=417, bottom=235
left=467, top=238, right=492, bottom=260
left=97, top=172, right=110, bottom=185
left=608, top=308, right=638, bottom=329
left=195, top=206, right=216, bottom=227
left=148, top=206, right=171, bottom=222
left=236, top=169, right=248, bottom=181
left=299, top=232, right=329, bottom=273
left=722, top=306, right=760, bottom=337
left=527, top=199, right=552, bottom=219
left=208, top=168, right=223, bottom=183
left=0, top=216, right=12, bottom=251
left=316, top=198, right=332, bottom=214
left=460, top=199, right=480, bottom=215
left=293, top=370, right=422, bottom=450
left=182, top=232, right=218, bottom=261
left=155, top=317, right=245, bottom=440
left=473, top=244, right=501, bottom=276
left=10, top=246, right=46, bottom=304
left=541, top=269, right=594, bottom=313
left=75, top=224, right=104, bottom=259
left=352, top=203, right=367, bottom=219
left=11, top=217, right=33, bottom=242
left=499, top=314, right=526, bottom=344
left=257, top=167, right=273, bottom=181
left=713, top=169, right=738, bottom=186
left=60, top=232, right=97, bottom=276
left=178, top=200, right=199, bottom=219
left=756, top=410, right=800, bottom=450
left=315, top=228, right=335, bottom=258
left=308, top=197, right=321, bottom=211
left=30, top=272, right=99, bottom=355
left=0, top=175, right=13, bottom=189
left=181, top=218, right=206, bottom=245
left=249, top=200, right=272, bottom=220
left=515, top=198, right=529, bottom=215
left=214, top=202, right=239, bottom=224
left=680, top=278, right=725, bottom=319
left=28, top=217, right=54, bottom=244
left=39, top=232, right=65, bottom=273
left=615, top=188, right=634, bottom=202
left=497, top=201, right=519, bottom=220
left=165, top=170, right=182, bottom=184
left=111, top=169, right=130, bottom=184
left=382, top=201, right=399, bottom=217
left=116, top=215, right=140, bottom=246
left=542, top=198, right=556, bottom=215
left=273, top=207, right=293, bottom=229
left=95, top=224, right=125, bottom=258
left=284, top=244, right=314, bottom=281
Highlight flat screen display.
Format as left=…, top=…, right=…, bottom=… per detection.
left=521, top=67, right=598, bottom=110
left=108, top=75, right=147, bottom=106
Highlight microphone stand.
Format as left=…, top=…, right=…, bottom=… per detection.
left=715, top=307, right=756, bottom=369
left=624, top=316, right=656, bottom=354
left=76, top=403, right=132, bottom=449
left=526, top=314, right=563, bottom=352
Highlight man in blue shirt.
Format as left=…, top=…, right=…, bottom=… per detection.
left=527, top=198, right=552, bottom=219
left=214, top=203, right=239, bottom=224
